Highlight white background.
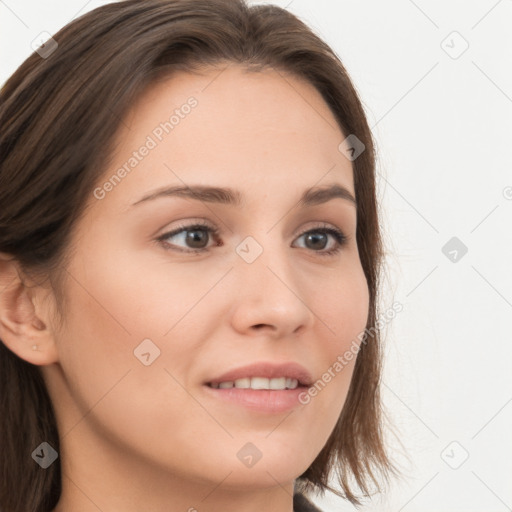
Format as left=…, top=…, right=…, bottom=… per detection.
left=1, top=1, right=511, bottom=511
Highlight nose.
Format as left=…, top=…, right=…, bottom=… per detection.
left=228, top=238, right=315, bottom=339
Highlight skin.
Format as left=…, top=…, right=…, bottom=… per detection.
left=0, top=64, right=369, bottom=512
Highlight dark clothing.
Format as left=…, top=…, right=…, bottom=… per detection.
left=293, top=492, right=323, bottom=512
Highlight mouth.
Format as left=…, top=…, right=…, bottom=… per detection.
left=202, top=362, right=313, bottom=413
left=205, top=376, right=309, bottom=390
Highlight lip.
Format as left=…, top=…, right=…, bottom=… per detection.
left=204, top=361, right=314, bottom=387
left=202, top=361, right=313, bottom=414
left=202, top=385, right=309, bottom=414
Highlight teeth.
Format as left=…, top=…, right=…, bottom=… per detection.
left=232, top=377, right=250, bottom=389
left=269, top=377, right=286, bottom=390
left=285, top=378, right=299, bottom=389
left=210, top=377, right=299, bottom=390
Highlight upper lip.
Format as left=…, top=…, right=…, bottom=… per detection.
left=205, top=361, right=314, bottom=387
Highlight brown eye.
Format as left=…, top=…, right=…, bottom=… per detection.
left=156, top=221, right=348, bottom=256
left=293, top=227, right=347, bottom=256
left=157, top=222, right=220, bottom=253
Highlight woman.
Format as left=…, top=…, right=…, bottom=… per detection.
left=0, top=1, right=400, bottom=510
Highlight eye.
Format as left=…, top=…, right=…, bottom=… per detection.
left=293, top=224, right=348, bottom=256
left=156, top=220, right=221, bottom=253
left=156, top=220, right=348, bottom=256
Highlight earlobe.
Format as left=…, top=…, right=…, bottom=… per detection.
left=0, top=253, right=59, bottom=365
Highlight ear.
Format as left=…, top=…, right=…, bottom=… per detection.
left=0, top=252, right=59, bottom=365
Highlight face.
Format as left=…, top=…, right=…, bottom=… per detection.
left=40, top=65, right=369, bottom=496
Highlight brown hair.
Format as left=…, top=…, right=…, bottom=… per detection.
left=0, top=0, right=400, bottom=510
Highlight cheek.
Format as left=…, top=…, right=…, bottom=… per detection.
left=319, top=263, right=370, bottom=352
left=64, top=237, right=194, bottom=343
left=53, top=263, right=212, bottom=470
left=55, top=236, right=222, bottom=413
left=308, top=263, right=369, bottom=410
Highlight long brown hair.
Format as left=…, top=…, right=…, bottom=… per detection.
left=0, top=0, right=400, bottom=510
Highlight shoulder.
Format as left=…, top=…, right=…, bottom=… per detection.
left=293, top=492, right=324, bottom=512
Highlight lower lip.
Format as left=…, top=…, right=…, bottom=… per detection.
left=202, top=384, right=308, bottom=413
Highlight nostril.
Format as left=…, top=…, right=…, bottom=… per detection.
left=253, top=324, right=271, bottom=330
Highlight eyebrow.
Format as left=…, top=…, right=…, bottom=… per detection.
left=130, top=183, right=356, bottom=209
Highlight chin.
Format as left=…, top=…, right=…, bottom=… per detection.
left=217, top=454, right=312, bottom=490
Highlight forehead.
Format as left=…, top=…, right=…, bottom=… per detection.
left=92, top=64, right=355, bottom=214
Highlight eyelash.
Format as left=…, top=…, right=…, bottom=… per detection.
left=156, top=220, right=348, bottom=257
